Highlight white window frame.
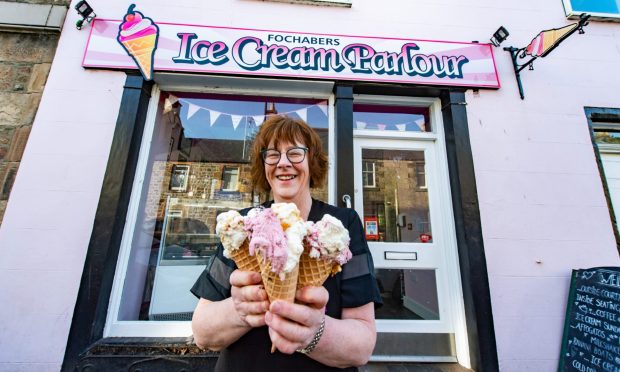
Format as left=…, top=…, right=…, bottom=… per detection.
left=563, top=0, right=620, bottom=21
left=104, top=76, right=335, bottom=338
left=221, top=166, right=240, bottom=191
left=362, top=160, right=376, bottom=188
left=415, top=160, right=427, bottom=190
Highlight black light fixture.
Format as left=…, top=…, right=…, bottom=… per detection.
left=75, top=0, right=96, bottom=30
left=490, top=26, right=510, bottom=47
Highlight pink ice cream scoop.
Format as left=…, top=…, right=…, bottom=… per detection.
left=118, top=5, right=158, bottom=42
left=244, top=208, right=289, bottom=274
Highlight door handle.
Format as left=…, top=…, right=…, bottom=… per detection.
left=342, top=194, right=352, bottom=208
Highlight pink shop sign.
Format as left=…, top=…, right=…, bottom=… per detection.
left=82, top=18, right=500, bottom=88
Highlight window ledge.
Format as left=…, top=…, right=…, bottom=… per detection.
left=254, top=0, right=352, bottom=8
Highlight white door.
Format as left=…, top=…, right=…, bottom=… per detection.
left=351, top=98, right=468, bottom=364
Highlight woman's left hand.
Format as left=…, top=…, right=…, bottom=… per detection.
left=265, top=286, right=329, bottom=354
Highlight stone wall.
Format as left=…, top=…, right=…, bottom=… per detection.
left=0, top=0, right=69, bottom=223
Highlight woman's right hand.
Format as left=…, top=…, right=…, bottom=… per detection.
left=229, top=270, right=270, bottom=328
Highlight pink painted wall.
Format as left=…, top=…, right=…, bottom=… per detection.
left=0, top=0, right=619, bottom=371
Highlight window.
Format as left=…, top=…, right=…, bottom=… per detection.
left=106, top=89, right=329, bottom=336
left=221, top=166, right=239, bottom=191
left=415, top=161, right=426, bottom=189
left=585, top=107, right=620, bottom=244
left=563, top=0, right=620, bottom=20
left=353, top=103, right=430, bottom=133
left=362, top=161, right=376, bottom=188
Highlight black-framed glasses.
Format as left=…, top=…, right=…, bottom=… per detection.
left=261, top=147, right=308, bottom=165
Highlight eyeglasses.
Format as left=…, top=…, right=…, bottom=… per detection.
left=261, top=147, right=308, bottom=165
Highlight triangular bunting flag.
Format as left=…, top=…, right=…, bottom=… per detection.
left=296, top=108, right=308, bottom=123
left=377, top=124, right=386, bottom=131
left=187, top=103, right=200, bottom=119
left=253, top=115, right=265, bottom=127
left=231, top=115, right=243, bottom=130
left=356, top=121, right=367, bottom=130
left=396, top=123, right=407, bottom=132
left=210, top=111, right=221, bottom=126
left=168, top=94, right=179, bottom=105
left=414, top=118, right=425, bottom=131
left=317, top=103, right=328, bottom=117
left=163, top=98, right=173, bottom=114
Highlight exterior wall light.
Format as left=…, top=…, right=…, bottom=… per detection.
left=75, top=0, right=96, bottom=30
left=490, top=26, right=509, bottom=47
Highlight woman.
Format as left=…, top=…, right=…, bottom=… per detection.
left=191, top=115, right=382, bottom=371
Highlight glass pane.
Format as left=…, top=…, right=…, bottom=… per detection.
left=594, top=130, right=620, bottom=145
left=375, top=269, right=440, bottom=320
left=570, top=0, right=619, bottom=14
left=118, top=93, right=329, bottom=321
left=353, top=104, right=430, bottom=133
left=362, top=149, right=432, bottom=243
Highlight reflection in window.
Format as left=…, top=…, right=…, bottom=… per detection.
left=567, top=0, right=619, bottom=15
left=415, top=161, right=426, bottom=189
left=221, top=166, right=239, bottom=191
left=361, top=149, right=432, bottom=243
left=375, top=269, right=439, bottom=320
left=594, top=130, right=620, bottom=145
left=353, top=104, right=430, bottom=133
left=362, top=161, right=376, bottom=188
left=116, top=92, right=329, bottom=322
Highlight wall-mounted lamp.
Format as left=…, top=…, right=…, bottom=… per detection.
left=490, top=26, right=510, bottom=47
left=75, top=0, right=96, bottom=30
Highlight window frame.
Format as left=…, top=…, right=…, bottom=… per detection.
left=104, top=79, right=335, bottom=338
left=585, top=107, right=620, bottom=253
left=220, top=166, right=240, bottom=191
left=362, top=160, right=376, bottom=188
left=563, top=0, right=620, bottom=21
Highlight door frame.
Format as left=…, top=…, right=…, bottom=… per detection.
left=350, top=96, right=468, bottom=365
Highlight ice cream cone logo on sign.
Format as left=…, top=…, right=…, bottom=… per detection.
left=117, top=4, right=159, bottom=81
left=525, top=23, right=579, bottom=58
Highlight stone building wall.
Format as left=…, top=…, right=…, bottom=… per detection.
left=0, top=0, right=70, bottom=223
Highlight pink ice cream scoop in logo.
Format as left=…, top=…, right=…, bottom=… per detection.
left=117, top=4, right=159, bottom=80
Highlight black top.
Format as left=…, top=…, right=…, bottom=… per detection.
left=191, top=199, right=382, bottom=372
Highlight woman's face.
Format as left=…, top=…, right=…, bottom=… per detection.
left=264, top=140, right=311, bottom=203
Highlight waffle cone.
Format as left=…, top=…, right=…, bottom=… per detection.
left=229, top=240, right=260, bottom=272
left=297, top=244, right=340, bottom=289
left=257, top=252, right=299, bottom=304
left=121, top=34, right=157, bottom=80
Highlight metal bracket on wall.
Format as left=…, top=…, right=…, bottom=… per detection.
left=503, top=13, right=590, bottom=100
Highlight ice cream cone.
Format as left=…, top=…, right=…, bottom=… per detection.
left=297, top=243, right=340, bottom=289
left=121, top=34, right=157, bottom=80
left=228, top=240, right=260, bottom=273
left=257, top=251, right=299, bottom=353
left=257, top=251, right=299, bottom=304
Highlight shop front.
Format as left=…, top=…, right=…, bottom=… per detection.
left=56, top=6, right=500, bottom=370
left=8, top=1, right=620, bottom=371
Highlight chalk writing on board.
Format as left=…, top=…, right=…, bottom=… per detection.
left=559, top=267, right=620, bottom=372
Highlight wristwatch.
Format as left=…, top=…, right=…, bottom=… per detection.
left=296, top=316, right=325, bottom=355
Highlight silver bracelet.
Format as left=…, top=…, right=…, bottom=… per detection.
left=296, top=316, right=325, bottom=355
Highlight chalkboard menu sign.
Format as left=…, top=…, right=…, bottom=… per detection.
left=559, top=267, right=620, bottom=371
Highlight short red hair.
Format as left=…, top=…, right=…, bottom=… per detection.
left=251, top=115, right=327, bottom=193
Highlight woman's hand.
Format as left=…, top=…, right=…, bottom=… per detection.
left=230, top=270, right=270, bottom=328
left=265, top=286, right=329, bottom=354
